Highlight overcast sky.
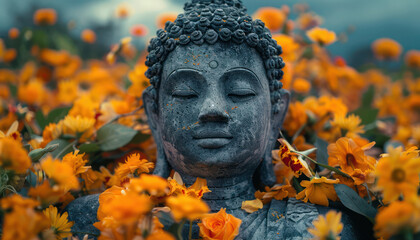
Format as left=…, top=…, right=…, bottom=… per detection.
left=1, top=0, right=419, bottom=64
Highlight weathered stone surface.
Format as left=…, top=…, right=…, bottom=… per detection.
left=66, top=194, right=100, bottom=239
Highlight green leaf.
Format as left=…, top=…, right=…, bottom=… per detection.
left=28, top=143, right=60, bottom=162
left=351, top=107, right=379, bottom=125
left=334, top=184, right=377, bottom=223
left=47, top=139, right=74, bottom=158
left=35, top=110, right=47, bottom=130
left=315, top=137, right=329, bottom=165
left=361, top=85, right=375, bottom=107
left=45, top=106, right=72, bottom=125
left=8, top=83, right=17, bottom=98
left=129, top=131, right=150, bottom=144
left=79, top=143, right=100, bottom=153
left=52, top=32, right=79, bottom=55
left=97, top=124, right=137, bottom=151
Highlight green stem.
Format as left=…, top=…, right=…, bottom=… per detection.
left=55, top=139, right=77, bottom=159
left=293, top=151, right=352, bottom=178
left=188, top=220, right=193, bottom=240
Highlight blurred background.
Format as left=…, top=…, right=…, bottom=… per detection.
left=1, top=0, right=419, bottom=67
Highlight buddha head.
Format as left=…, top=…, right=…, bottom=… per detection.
left=143, top=0, right=289, bottom=187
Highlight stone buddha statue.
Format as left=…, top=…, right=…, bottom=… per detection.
left=67, top=0, right=373, bottom=239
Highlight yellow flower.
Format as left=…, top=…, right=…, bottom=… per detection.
left=57, top=79, right=79, bottom=104
left=166, top=195, right=210, bottom=221
left=372, top=38, right=402, bottom=60
left=62, top=115, right=95, bottom=135
left=115, top=153, right=154, bottom=178
left=62, top=150, right=90, bottom=175
left=101, top=192, right=153, bottom=225
left=128, top=174, right=169, bottom=197
left=81, top=29, right=96, bottom=44
left=254, top=7, right=286, bottom=32
left=0, top=120, right=21, bottom=142
left=198, top=208, right=242, bottom=240
left=375, top=146, right=420, bottom=202
left=43, top=205, right=74, bottom=239
left=168, top=172, right=211, bottom=199
left=34, top=8, right=57, bottom=25
left=40, top=155, right=80, bottom=190
left=308, top=211, right=343, bottom=240
left=331, top=114, right=364, bottom=137
left=374, top=200, right=420, bottom=239
left=327, top=137, right=375, bottom=185
left=307, top=27, right=337, bottom=46
left=296, top=177, right=340, bottom=206
left=276, top=139, right=313, bottom=178
left=0, top=137, right=31, bottom=173
left=241, top=199, right=263, bottom=213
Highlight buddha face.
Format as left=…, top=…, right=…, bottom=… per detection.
left=146, top=42, right=287, bottom=179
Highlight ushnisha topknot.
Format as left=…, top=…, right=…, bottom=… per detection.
left=145, top=0, right=285, bottom=113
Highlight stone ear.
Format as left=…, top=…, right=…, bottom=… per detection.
left=254, top=89, right=290, bottom=189
left=143, top=87, right=172, bottom=178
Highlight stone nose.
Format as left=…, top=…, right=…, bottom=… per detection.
left=198, top=96, right=229, bottom=123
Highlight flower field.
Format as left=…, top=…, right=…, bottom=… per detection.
left=0, top=2, right=419, bottom=240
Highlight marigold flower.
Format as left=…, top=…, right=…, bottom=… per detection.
left=328, top=137, right=375, bottom=185
left=166, top=195, right=210, bottom=221
left=0, top=137, right=31, bottom=173
left=272, top=34, right=299, bottom=61
left=39, top=49, right=70, bottom=66
left=259, top=179, right=297, bottom=202
left=374, top=200, right=420, bottom=239
left=130, top=24, right=148, bottom=37
left=81, top=29, right=96, bottom=44
left=277, top=139, right=312, bottom=178
left=168, top=172, right=211, bottom=199
left=241, top=199, right=263, bottom=213
left=405, top=50, right=420, bottom=68
left=115, top=153, right=154, bottom=178
left=146, top=231, right=176, bottom=240
left=292, top=77, right=311, bottom=94
left=308, top=210, right=343, bottom=240
left=372, top=38, right=402, bottom=60
left=254, top=7, right=286, bottom=32
left=375, top=146, right=420, bottom=202
left=198, top=208, right=242, bottom=240
left=101, top=192, right=153, bottom=224
left=28, top=181, right=66, bottom=207
left=283, top=101, right=308, bottom=136
left=43, top=205, right=74, bottom=239
left=8, top=28, right=19, bottom=39
left=55, top=56, right=82, bottom=79
left=1, top=194, right=39, bottom=210
left=41, top=122, right=63, bottom=147
left=306, top=27, right=336, bottom=46
left=34, top=8, right=57, bottom=25
left=296, top=177, right=340, bottom=206
left=62, top=150, right=90, bottom=175
left=3, top=48, right=17, bottom=63
left=18, top=79, right=47, bottom=106
left=40, top=155, right=80, bottom=190
left=331, top=114, right=364, bottom=137
left=156, top=13, right=177, bottom=28
left=57, top=79, right=79, bottom=104
left=128, top=174, right=169, bottom=197
left=62, top=115, right=95, bottom=135
left=97, top=185, right=125, bottom=220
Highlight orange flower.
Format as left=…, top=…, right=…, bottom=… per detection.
left=1, top=194, right=39, bottom=210
left=156, top=13, right=177, bottom=29
left=39, top=49, right=70, bottom=66
left=28, top=181, right=66, bottom=207
left=128, top=174, right=169, bottom=197
left=272, top=34, right=299, bottom=61
left=308, top=210, right=343, bottom=240
left=296, top=177, right=339, bottom=206
left=259, top=179, right=297, bottom=202
left=331, top=114, right=365, bottom=137
left=101, top=192, right=152, bottom=225
left=166, top=195, right=210, bottom=221
left=168, top=172, right=211, bottom=199
left=62, top=150, right=90, bottom=175
left=115, top=153, right=154, bottom=178
left=62, top=115, right=95, bottom=135
left=254, top=7, right=286, bottom=32
left=130, top=24, right=148, bottom=37
left=306, top=27, right=336, bottom=46
left=34, top=8, right=57, bottom=25
left=8, top=28, right=19, bottom=39
left=241, top=199, right=263, bottom=213
left=283, top=101, right=308, bottom=136
left=146, top=231, right=176, bottom=240
left=97, top=185, right=125, bottom=220
left=405, top=50, right=420, bottom=68
left=43, top=205, right=74, bottom=239
left=55, top=56, right=82, bottom=79
left=17, top=79, right=46, bottom=105
left=375, top=146, right=420, bottom=203
left=115, top=3, right=131, bottom=18
left=0, top=137, right=31, bottom=173
left=198, top=208, right=242, bottom=240
left=57, top=79, right=79, bottom=104
left=374, top=200, right=420, bottom=239
left=3, top=48, right=17, bottom=63
left=297, top=12, right=322, bottom=30
left=372, top=38, right=402, bottom=60
left=40, top=155, right=80, bottom=190
left=276, top=139, right=312, bottom=178
left=328, top=137, right=375, bottom=185
left=41, top=122, right=63, bottom=147
left=292, top=77, right=311, bottom=94
left=81, top=29, right=96, bottom=44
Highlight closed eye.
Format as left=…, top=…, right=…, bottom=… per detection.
left=172, top=89, right=198, bottom=99
left=228, top=89, right=256, bottom=102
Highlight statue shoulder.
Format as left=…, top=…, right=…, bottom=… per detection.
left=66, top=194, right=100, bottom=239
